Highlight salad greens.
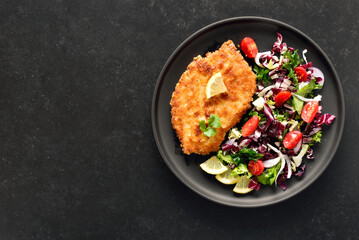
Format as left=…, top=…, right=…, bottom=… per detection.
left=253, top=64, right=271, bottom=85
left=311, top=131, right=322, bottom=144
left=217, top=150, right=234, bottom=164
left=292, top=79, right=322, bottom=113
left=231, top=148, right=263, bottom=165
left=232, top=164, right=252, bottom=178
left=257, top=163, right=281, bottom=185
left=201, top=32, right=336, bottom=194
left=281, top=49, right=302, bottom=86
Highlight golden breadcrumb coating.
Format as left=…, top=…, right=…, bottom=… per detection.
left=170, top=40, right=257, bottom=155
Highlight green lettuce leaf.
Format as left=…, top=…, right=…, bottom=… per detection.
left=231, top=164, right=253, bottom=178
left=217, top=150, right=234, bottom=164
left=231, top=148, right=263, bottom=165
left=292, top=79, right=322, bottom=114
left=257, top=162, right=281, bottom=185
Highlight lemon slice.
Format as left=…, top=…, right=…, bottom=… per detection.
left=206, top=72, right=227, bottom=99
left=233, top=176, right=253, bottom=194
left=215, top=168, right=240, bottom=185
left=200, top=156, right=228, bottom=175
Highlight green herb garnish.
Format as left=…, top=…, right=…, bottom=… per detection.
left=199, top=114, right=221, bottom=137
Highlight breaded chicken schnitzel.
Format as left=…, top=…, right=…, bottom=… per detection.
left=170, top=40, right=257, bottom=155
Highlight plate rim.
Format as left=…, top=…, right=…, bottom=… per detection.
left=151, top=16, right=345, bottom=207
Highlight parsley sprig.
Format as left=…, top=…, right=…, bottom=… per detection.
left=199, top=114, right=221, bottom=137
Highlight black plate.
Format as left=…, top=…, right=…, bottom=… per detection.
left=151, top=17, right=345, bottom=207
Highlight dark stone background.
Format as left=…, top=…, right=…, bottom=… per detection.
left=0, top=0, right=357, bottom=239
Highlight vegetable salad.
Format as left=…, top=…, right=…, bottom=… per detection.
left=204, top=33, right=335, bottom=192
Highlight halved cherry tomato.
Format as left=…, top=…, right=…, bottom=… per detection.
left=301, top=101, right=319, bottom=123
left=294, top=66, right=308, bottom=82
left=240, top=37, right=258, bottom=58
left=241, top=116, right=259, bottom=137
left=283, top=131, right=303, bottom=149
left=274, top=91, right=292, bottom=107
left=248, top=160, right=264, bottom=176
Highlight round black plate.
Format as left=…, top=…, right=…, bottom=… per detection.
left=151, top=17, right=345, bottom=207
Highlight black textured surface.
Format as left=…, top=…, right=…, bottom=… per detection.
left=0, top=1, right=357, bottom=239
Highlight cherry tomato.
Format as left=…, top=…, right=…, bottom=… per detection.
left=274, top=91, right=292, bottom=107
left=301, top=101, right=319, bottom=123
left=294, top=66, right=308, bottom=82
left=283, top=131, right=303, bottom=149
left=248, top=160, right=264, bottom=176
left=241, top=116, right=259, bottom=137
left=240, top=37, right=258, bottom=58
